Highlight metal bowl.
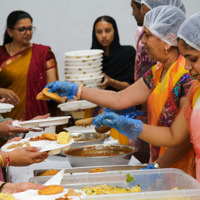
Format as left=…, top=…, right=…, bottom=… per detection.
left=70, top=132, right=110, bottom=148
left=64, top=144, right=136, bottom=167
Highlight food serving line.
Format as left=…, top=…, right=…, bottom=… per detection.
left=3, top=50, right=200, bottom=199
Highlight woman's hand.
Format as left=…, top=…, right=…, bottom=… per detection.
left=1, top=182, right=44, bottom=194
left=9, top=147, right=48, bottom=166
left=0, top=88, right=20, bottom=106
left=98, top=73, right=114, bottom=89
left=31, top=113, right=50, bottom=120
left=0, top=121, right=30, bottom=139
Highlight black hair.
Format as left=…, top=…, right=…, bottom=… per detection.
left=133, top=1, right=142, bottom=9
left=3, top=10, right=33, bottom=45
left=91, top=15, right=120, bottom=55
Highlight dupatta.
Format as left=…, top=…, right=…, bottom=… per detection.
left=185, top=80, right=200, bottom=181
left=148, top=55, right=187, bottom=126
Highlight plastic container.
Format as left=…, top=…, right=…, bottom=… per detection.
left=30, top=169, right=200, bottom=200
left=65, top=72, right=102, bottom=80
left=64, top=61, right=102, bottom=67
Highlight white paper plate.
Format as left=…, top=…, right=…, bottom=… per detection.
left=58, top=100, right=97, bottom=112
left=13, top=188, right=86, bottom=200
left=64, top=125, right=96, bottom=133
left=65, top=58, right=103, bottom=65
left=65, top=72, right=102, bottom=80
left=1, top=137, right=74, bottom=155
left=65, top=49, right=103, bottom=59
left=18, top=116, right=70, bottom=129
left=65, top=60, right=102, bottom=67
left=69, top=75, right=103, bottom=84
left=0, top=103, right=14, bottom=113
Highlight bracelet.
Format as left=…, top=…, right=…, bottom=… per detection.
left=6, top=153, right=11, bottom=166
left=76, top=85, right=83, bottom=100
left=152, top=161, right=160, bottom=169
left=0, top=182, right=7, bottom=192
left=0, top=155, right=4, bottom=168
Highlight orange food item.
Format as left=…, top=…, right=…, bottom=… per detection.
left=88, top=167, right=106, bottom=173
left=40, top=169, right=59, bottom=176
left=64, top=189, right=82, bottom=197
left=36, top=88, right=61, bottom=101
left=38, top=185, right=64, bottom=195
left=40, top=133, right=57, bottom=141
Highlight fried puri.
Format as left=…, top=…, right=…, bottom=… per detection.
left=38, top=185, right=64, bottom=195
left=40, top=133, right=57, bottom=141
left=40, top=169, right=59, bottom=176
left=36, top=88, right=61, bottom=101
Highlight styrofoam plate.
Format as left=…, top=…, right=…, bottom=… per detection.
left=65, top=49, right=103, bottom=59
left=0, top=103, right=14, bottom=113
left=1, top=137, right=74, bottom=155
left=69, top=75, right=103, bottom=84
left=64, top=125, right=96, bottom=133
left=65, top=60, right=102, bottom=67
left=65, top=72, right=102, bottom=80
left=58, top=100, right=97, bottom=112
left=18, top=116, right=70, bottom=128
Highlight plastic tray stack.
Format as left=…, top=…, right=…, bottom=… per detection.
left=64, top=49, right=104, bottom=89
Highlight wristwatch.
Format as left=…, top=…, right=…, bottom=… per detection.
left=152, top=161, right=160, bottom=169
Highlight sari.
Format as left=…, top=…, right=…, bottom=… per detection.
left=0, top=44, right=57, bottom=120
left=146, top=55, right=195, bottom=177
left=185, top=80, right=200, bottom=181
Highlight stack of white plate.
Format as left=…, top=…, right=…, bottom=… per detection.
left=64, top=49, right=104, bottom=89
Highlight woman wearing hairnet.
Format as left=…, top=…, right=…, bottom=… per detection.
left=44, top=6, right=195, bottom=177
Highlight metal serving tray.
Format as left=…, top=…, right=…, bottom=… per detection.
left=30, top=168, right=200, bottom=200
left=33, top=164, right=146, bottom=177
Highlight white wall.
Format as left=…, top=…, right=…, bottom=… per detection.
left=0, top=0, right=199, bottom=81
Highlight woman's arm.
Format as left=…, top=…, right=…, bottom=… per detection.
left=156, top=140, right=193, bottom=168
left=99, top=73, right=130, bottom=90
left=140, top=98, right=190, bottom=147
left=81, top=78, right=151, bottom=110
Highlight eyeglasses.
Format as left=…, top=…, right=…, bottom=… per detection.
left=13, top=26, right=36, bottom=34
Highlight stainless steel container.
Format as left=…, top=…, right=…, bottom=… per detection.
left=64, top=144, right=136, bottom=167
left=70, top=132, right=110, bottom=148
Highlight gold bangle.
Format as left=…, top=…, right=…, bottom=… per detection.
left=76, top=85, right=83, bottom=100
left=0, top=155, right=4, bottom=168
left=152, top=161, right=160, bottom=169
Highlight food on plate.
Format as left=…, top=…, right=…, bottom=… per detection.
left=75, top=117, right=111, bottom=133
left=29, top=136, right=41, bottom=141
left=40, top=133, right=57, bottom=141
left=75, top=117, right=94, bottom=127
left=88, top=167, right=106, bottom=173
left=64, top=188, right=82, bottom=196
left=55, top=198, right=72, bottom=200
left=36, top=88, right=61, bottom=101
left=57, top=131, right=72, bottom=144
left=7, top=142, right=31, bottom=150
left=40, top=169, right=59, bottom=176
left=81, top=184, right=141, bottom=195
left=38, top=185, right=64, bottom=195
left=29, top=133, right=57, bottom=141
left=0, top=193, right=16, bottom=200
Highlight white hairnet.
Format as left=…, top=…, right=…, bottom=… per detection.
left=141, top=0, right=186, bottom=13
left=178, top=12, right=200, bottom=51
left=134, top=0, right=141, bottom=3
left=144, top=5, right=186, bottom=46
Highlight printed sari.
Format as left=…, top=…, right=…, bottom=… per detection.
left=0, top=43, right=57, bottom=120
left=146, top=55, right=195, bottom=176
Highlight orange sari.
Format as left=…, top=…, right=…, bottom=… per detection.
left=0, top=44, right=57, bottom=120
left=148, top=55, right=195, bottom=176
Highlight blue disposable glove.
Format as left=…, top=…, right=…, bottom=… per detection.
left=140, top=163, right=156, bottom=170
left=92, top=112, right=143, bottom=139
left=45, top=81, right=78, bottom=100
left=103, top=107, right=143, bottom=119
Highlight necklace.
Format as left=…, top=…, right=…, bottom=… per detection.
left=7, top=42, right=31, bottom=56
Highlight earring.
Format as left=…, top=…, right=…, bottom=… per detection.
left=165, top=48, right=168, bottom=54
